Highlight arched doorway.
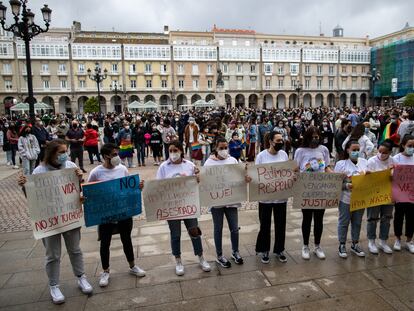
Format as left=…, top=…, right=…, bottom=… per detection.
left=129, top=95, right=139, bottom=103
left=98, top=96, right=106, bottom=114
left=206, top=94, right=215, bottom=102
left=59, top=96, right=71, bottom=113
left=235, top=94, right=245, bottom=109
left=191, top=94, right=201, bottom=104
left=177, top=94, right=187, bottom=107
left=289, top=94, right=297, bottom=108
left=327, top=93, right=335, bottom=107
left=110, top=95, right=122, bottom=113
left=160, top=95, right=171, bottom=111
left=360, top=93, right=367, bottom=107
left=264, top=94, right=273, bottom=109
left=315, top=94, right=323, bottom=107
left=276, top=94, right=286, bottom=109
left=225, top=94, right=232, bottom=109
left=340, top=93, right=347, bottom=107
left=144, top=95, right=155, bottom=103
left=303, top=94, right=312, bottom=108
left=249, top=94, right=258, bottom=109
left=78, top=96, right=88, bottom=113
left=42, top=96, right=55, bottom=112
left=350, top=93, right=357, bottom=106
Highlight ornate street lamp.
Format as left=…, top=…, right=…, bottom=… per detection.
left=87, top=62, right=107, bottom=117
left=110, top=80, right=122, bottom=113
left=295, top=80, right=303, bottom=108
left=0, top=0, right=52, bottom=122
left=368, top=67, right=381, bottom=106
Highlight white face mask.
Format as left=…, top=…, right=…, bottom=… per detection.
left=169, top=152, right=181, bottom=162
left=218, top=149, right=228, bottom=159
left=110, top=155, right=121, bottom=166
left=378, top=153, right=389, bottom=161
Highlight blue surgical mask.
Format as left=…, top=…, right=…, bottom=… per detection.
left=350, top=151, right=360, bottom=160
left=57, top=153, right=68, bottom=165
left=406, top=147, right=414, bottom=156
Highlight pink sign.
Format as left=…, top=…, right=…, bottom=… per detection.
left=392, top=165, right=414, bottom=203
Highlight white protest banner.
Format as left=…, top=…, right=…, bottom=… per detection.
left=292, top=172, right=343, bottom=209
left=248, top=160, right=297, bottom=202
left=25, top=168, right=84, bottom=239
left=143, top=176, right=200, bottom=222
left=199, top=163, right=246, bottom=207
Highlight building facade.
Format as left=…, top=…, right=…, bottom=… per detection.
left=1, top=21, right=408, bottom=114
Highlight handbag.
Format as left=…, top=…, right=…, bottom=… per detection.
left=191, top=142, right=203, bottom=160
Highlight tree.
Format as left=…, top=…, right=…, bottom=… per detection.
left=403, top=93, right=414, bottom=107
left=84, top=97, right=99, bottom=113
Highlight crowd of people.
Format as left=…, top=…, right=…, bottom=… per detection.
left=7, top=104, right=414, bottom=304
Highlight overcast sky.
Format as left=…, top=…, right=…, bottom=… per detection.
left=12, top=0, right=414, bottom=38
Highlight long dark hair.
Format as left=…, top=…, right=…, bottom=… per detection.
left=43, top=139, right=68, bottom=166
left=302, top=126, right=320, bottom=148
left=349, top=123, right=365, bottom=141
left=343, top=140, right=360, bottom=159
left=400, top=134, right=414, bottom=152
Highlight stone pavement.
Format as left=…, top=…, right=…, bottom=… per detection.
left=0, top=153, right=413, bottom=310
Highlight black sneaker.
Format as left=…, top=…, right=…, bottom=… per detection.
left=275, top=251, right=287, bottom=263
left=338, top=243, right=348, bottom=258
left=261, top=251, right=270, bottom=264
left=231, top=251, right=244, bottom=265
left=351, top=243, right=366, bottom=257
left=216, top=256, right=231, bottom=268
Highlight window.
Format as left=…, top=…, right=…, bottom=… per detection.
left=305, top=65, right=311, bottom=75
left=193, top=79, right=199, bottom=89
left=145, top=63, right=152, bottom=73
left=237, top=63, right=243, bottom=73
left=362, top=66, right=366, bottom=73
left=60, top=79, right=67, bottom=89
left=264, top=63, right=273, bottom=74
left=250, top=64, right=256, bottom=73
left=78, top=63, right=85, bottom=73
left=278, top=64, right=284, bottom=75
left=329, top=79, right=334, bottom=90
left=305, top=79, right=310, bottom=89
left=208, top=80, right=213, bottom=89
left=130, top=80, right=136, bottom=89
left=79, top=80, right=86, bottom=88
left=161, top=64, right=167, bottom=73
left=317, top=78, right=322, bottom=89
left=317, top=65, right=322, bottom=75
left=146, top=79, right=152, bottom=88
left=41, top=63, right=49, bottom=73
left=112, top=63, right=118, bottom=73
left=2, top=63, right=12, bottom=73
left=290, top=63, right=299, bottom=75
left=222, top=64, right=228, bottom=73
left=362, top=77, right=367, bottom=88
left=237, top=78, right=243, bottom=90
left=245, top=41, right=250, bottom=47
left=219, top=40, right=224, bottom=46
left=265, top=79, right=271, bottom=89
left=192, top=64, right=199, bottom=74
left=352, top=78, right=357, bottom=89
left=278, top=78, right=284, bottom=89
left=251, top=79, right=257, bottom=89
left=178, top=80, right=184, bottom=89
left=341, top=77, right=347, bottom=89
left=177, top=64, right=184, bottom=73
left=43, top=79, right=50, bottom=89
left=130, top=64, right=136, bottom=73
left=291, top=79, right=297, bottom=88
left=329, top=65, right=334, bottom=75
left=342, top=66, right=346, bottom=73
left=58, top=63, right=66, bottom=72
left=207, top=64, right=213, bottom=74
left=352, top=66, right=357, bottom=73
left=4, top=80, right=12, bottom=90
left=161, top=80, right=167, bottom=88
left=232, top=40, right=237, bottom=46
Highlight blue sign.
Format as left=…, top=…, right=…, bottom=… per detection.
left=82, top=174, right=142, bottom=227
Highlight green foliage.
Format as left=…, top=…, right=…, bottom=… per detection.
left=84, top=97, right=99, bottom=113
left=403, top=93, right=414, bottom=107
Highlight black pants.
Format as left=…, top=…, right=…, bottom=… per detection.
left=255, top=202, right=287, bottom=254
left=394, top=202, right=414, bottom=239
left=70, top=147, right=84, bottom=170
left=99, top=218, right=134, bottom=270
left=302, top=209, right=325, bottom=245
left=85, top=145, right=101, bottom=164
left=10, top=144, right=17, bottom=165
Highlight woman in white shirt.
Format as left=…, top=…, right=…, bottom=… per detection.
left=294, top=126, right=333, bottom=260
left=254, top=131, right=290, bottom=264
left=204, top=137, right=243, bottom=268
left=342, top=123, right=375, bottom=159
left=156, top=141, right=211, bottom=276
left=366, top=139, right=394, bottom=255
left=334, top=140, right=367, bottom=259
left=392, top=134, right=414, bottom=253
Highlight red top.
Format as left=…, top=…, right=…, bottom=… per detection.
left=84, top=128, right=99, bottom=147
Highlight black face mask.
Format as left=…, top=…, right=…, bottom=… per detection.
left=72, top=124, right=78, bottom=129
left=310, top=139, right=320, bottom=148
left=274, top=142, right=284, bottom=151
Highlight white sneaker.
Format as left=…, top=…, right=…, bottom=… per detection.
left=175, top=258, right=185, bottom=276
left=314, top=246, right=326, bottom=260
left=6, top=161, right=11, bottom=166
left=49, top=285, right=65, bottom=304
left=99, top=272, right=110, bottom=287
left=406, top=241, right=414, bottom=254
left=302, top=245, right=310, bottom=260
left=13, top=165, right=19, bottom=169
left=393, top=240, right=401, bottom=251
left=368, top=239, right=379, bottom=254
left=77, top=274, right=93, bottom=294
left=199, top=256, right=211, bottom=272
left=378, top=240, right=393, bottom=254
left=129, top=265, right=146, bottom=277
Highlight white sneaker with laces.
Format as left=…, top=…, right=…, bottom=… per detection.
left=302, top=245, right=310, bottom=260
left=99, top=272, right=110, bottom=287
left=13, top=165, right=19, bottom=169
left=77, top=274, right=93, bottom=294
left=368, top=239, right=379, bottom=254
left=406, top=241, right=414, bottom=254
left=393, top=239, right=401, bottom=251
left=129, top=265, right=146, bottom=277
left=378, top=240, right=393, bottom=254
left=49, top=285, right=65, bottom=304
left=314, top=246, right=326, bottom=260
left=199, top=256, right=211, bottom=272
left=175, top=258, right=185, bottom=276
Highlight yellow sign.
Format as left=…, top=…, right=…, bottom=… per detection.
left=350, top=169, right=393, bottom=212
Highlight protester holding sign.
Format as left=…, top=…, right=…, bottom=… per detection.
left=18, top=139, right=92, bottom=304
left=156, top=141, right=211, bottom=276
left=366, top=139, right=395, bottom=254
left=334, top=140, right=367, bottom=259
left=392, top=135, right=414, bottom=253
left=87, top=143, right=145, bottom=288
left=254, top=131, right=290, bottom=264
left=204, top=137, right=244, bottom=268
left=294, top=126, right=332, bottom=260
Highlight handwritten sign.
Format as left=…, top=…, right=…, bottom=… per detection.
left=248, top=161, right=297, bottom=202
left=82, top=175, right=142, bottom=227
left=350, top=169, right=392, bottom=212
left=25, top=168, right=83, bottom=239
left=199, top=163, right=246, bottom=206
left=143, top=176, right=200, bottom=222
left=392, top=165, right=414, bottom=203
left=292, top=172, right=343, bottom=209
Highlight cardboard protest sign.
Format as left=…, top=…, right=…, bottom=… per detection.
left=25, top=168, right=83, bottom=239
left=82, top=174, right=142, bottom=227
left=350, top=169, right=392, bottom=212
left=248, top=160, right=297, bottom=202
left=143, top=176, right=200, bottom=222
left=292, top=172, right=343, bottom=209
left=392, top=165, right=414, bottom=203
left=199, top=163, right=246, bottom=207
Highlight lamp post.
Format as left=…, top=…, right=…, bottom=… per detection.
left=0, top=0, right=52, bottom=123
left=109, top=81, right=122, bottom=113
left=295, top=80, right=303, bottom=108
left=368, top=67, right=381, bottom=106
left=87, top=62, right=107, bottom=119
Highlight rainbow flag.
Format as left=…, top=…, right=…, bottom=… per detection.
left=119, top=139, right=134, bottom=158
left=191, top=142, right=201, bottom=150
left=379, top=123, right=391, bottom=145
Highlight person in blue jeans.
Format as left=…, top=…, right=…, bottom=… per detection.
left=334, top=140, right=367, bottom=259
